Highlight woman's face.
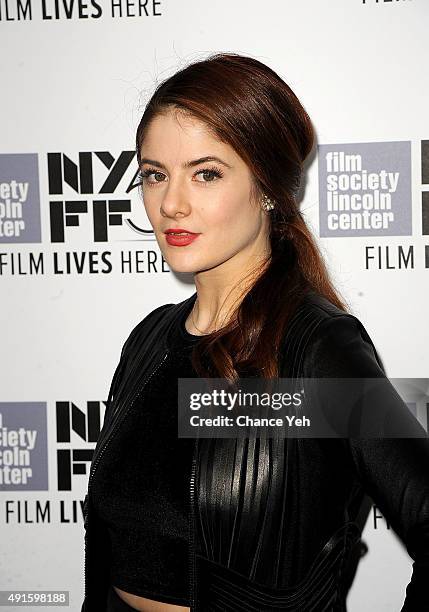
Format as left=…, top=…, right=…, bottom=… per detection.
left=139, top=108, right=271, bottom=277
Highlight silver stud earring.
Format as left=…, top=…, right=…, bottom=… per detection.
left=261, top=193, right=276, bottom=211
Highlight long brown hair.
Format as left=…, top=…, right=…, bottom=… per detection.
left=136, top=52, right=350, bottom=382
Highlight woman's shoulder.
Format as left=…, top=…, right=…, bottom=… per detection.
left=281, top=290, right=386, bottom=377
left=113, top=302, right=174, bottom=364
left=120, top=293, right=197, bottom=356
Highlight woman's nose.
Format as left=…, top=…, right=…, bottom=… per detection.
left=160, top=187, right=192, bottom=219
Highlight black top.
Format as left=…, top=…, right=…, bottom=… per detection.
left=90, top=305, right=203, bottom=606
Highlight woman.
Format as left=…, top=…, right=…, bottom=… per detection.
left=81, top=53, right=429, bottom=611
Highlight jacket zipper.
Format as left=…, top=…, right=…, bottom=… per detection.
left=83, top=348, right=170, bottom=607
left=189, top=437, right=198, bottom=611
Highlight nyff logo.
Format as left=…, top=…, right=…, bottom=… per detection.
left=0, top=154, right=41, bottom=243
left=48, top=151, right=152, bottom=242
left=56, top=400, right=106, bottom=490
left=318, top=141, right=412, bottom=237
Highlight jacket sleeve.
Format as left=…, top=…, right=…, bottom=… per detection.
left=302, top=313, right=429, bottom=611
left=81, top=302, right=174, bottom=611
left=101, top=302, right=174, bottom=429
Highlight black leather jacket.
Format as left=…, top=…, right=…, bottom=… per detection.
left=81, top=290, right=429, bottom=611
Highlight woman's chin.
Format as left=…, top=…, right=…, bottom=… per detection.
left=163, top=257, right=200, bottom=274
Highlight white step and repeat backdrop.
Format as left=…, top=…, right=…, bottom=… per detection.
left=1, top=0, right=428, bottom=610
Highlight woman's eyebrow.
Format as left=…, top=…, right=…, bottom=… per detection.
left=140, top=155, right=233, bottom=170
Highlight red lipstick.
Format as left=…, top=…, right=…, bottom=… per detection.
left=164, top=228, right=200, bottom=247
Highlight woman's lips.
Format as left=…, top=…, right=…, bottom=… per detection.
left=164, top=232, right=200, bottom=246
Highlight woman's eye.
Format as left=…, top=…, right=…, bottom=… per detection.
left=194, top=168, right=223, bottom=183
left=140, top=169, right=165, bottom=184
